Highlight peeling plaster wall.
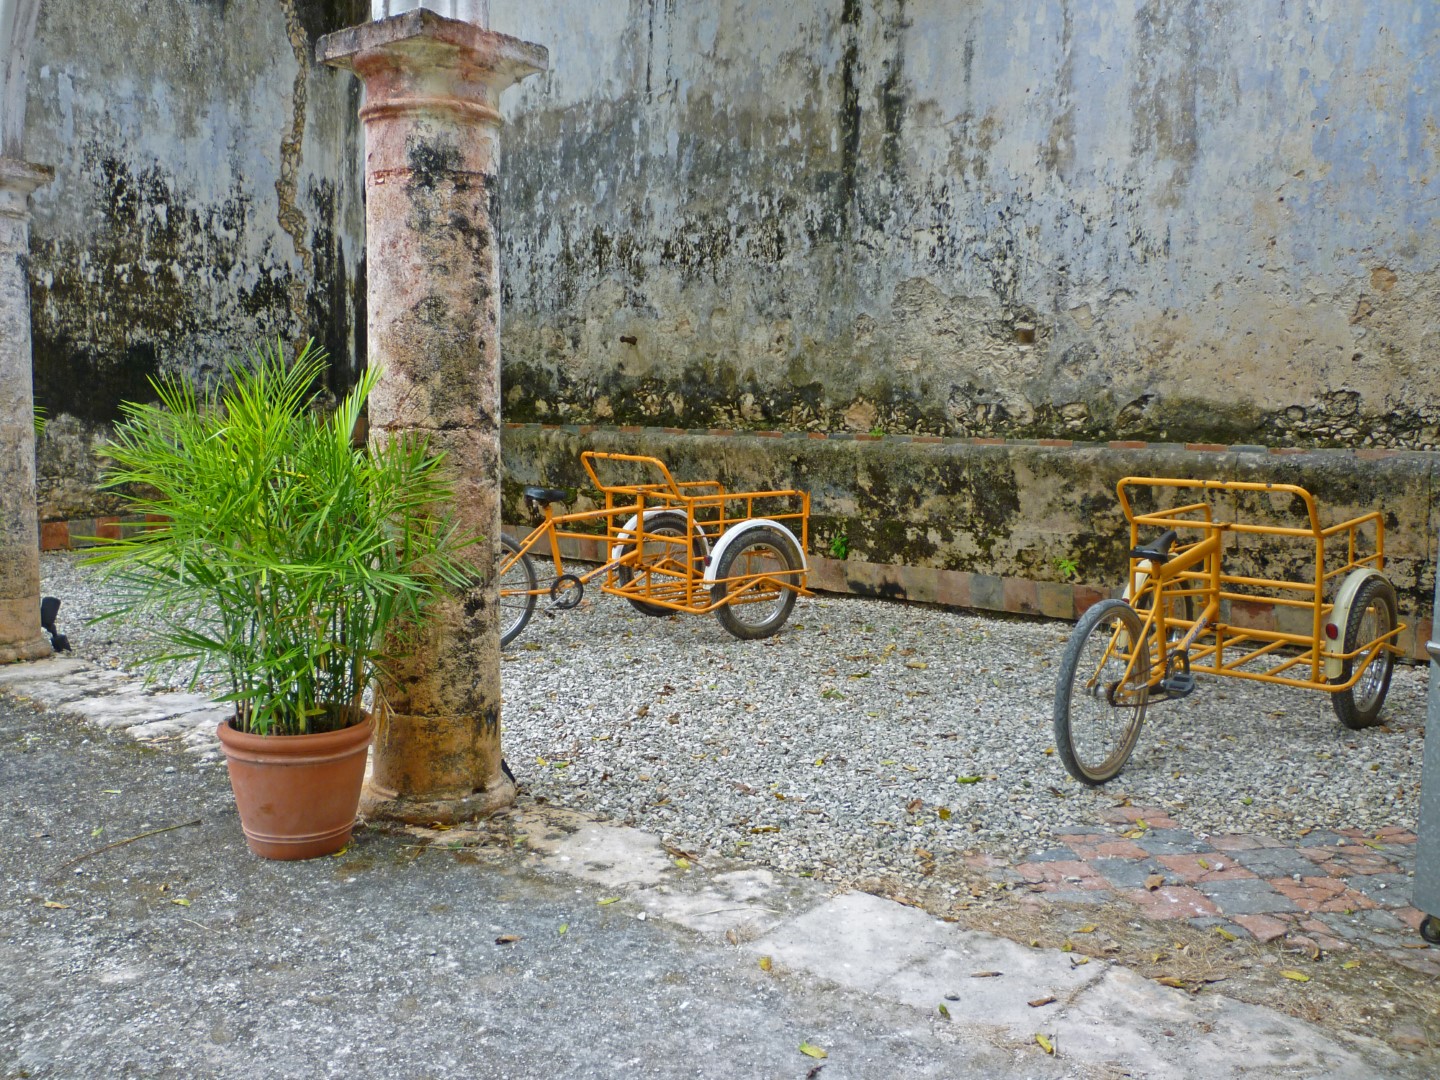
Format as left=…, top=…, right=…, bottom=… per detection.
left=491, top=1, right=1440, bottom=449
left=26, top=0, right=369, bottom=519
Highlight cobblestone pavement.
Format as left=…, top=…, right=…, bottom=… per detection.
left=993, top=803, right=1434, bottom=975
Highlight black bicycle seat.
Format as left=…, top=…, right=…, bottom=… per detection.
left=1129, top=528, right=1179, bottom=563
left=523, top=486, right=570, bottom=506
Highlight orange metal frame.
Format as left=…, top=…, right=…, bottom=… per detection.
left=1114, top=476, right=1405, bottom=694
left=503, top=451, right=811, bottom=615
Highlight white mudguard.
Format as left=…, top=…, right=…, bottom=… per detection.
left=702, top=519, right=807, bottom=584
left=609, top=510, right=709, bottom=563
left=1324, top=568, right=1386, bottom=680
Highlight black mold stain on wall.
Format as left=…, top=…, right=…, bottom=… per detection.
left=292, top=0, right=369, bottom=40
left=30, top=153, right=279, bottom=423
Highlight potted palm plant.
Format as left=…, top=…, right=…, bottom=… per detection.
left=87, top=340, right=475, bottom=859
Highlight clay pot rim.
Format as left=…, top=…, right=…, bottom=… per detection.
left=217, top=712, right=374, bottom=754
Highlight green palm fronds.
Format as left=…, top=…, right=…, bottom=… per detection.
left=85, top=339, right=476, bottom=736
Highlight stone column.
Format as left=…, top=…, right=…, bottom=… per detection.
left=318, top=11, right=545, bottom=823
left=0, top=156, right=52, bottom=665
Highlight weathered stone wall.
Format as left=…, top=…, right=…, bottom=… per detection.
left=491, top=1, right=1439, bottom=451
left=19, top=1, right=1440, bottom=630
left=27, top=0, right=369, bottom=519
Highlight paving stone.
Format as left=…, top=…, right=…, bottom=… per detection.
left=1023, top=847, right=1079, bottom=863
left=1122, top=885, right=1219, bottom=920
left=1089, top=857, right=1167, bottom=889
left=1135, top=829, right=1214, bottom=856
left=1227, top=845, right=1328, bottom=878
left=1192, top=878, right=1299, bottom=916
left=1155, top=853, right=1257, bottom=884
left=1209, top=834, right=1283, bottom=852
left=1054, top=828, right=1109, bottom=842
left=1345, top=873, right=1413, bottom=908
left=1269, top=875, right=1351, bottom=908
left=1018, top=860, right=1102, bottom=886
left=1232, top=913, right=1291, bottom=943
left=1295, top=831, right=1347, bottom=847
left=1072, top=839, right=1151, bottom=859
left=1321, top=908, right=1407, bottom=944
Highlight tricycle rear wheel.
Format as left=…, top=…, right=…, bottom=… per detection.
left=711, top=527, right=801, bottom=640
left=1333, top=576, right=1397, bottom=730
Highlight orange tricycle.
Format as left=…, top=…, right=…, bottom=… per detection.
left=497, top=451, right=811, bottom=645
left=1053, top=477, right=1406, bottom=784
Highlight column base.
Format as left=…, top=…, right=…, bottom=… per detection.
left=0, top=635, right=53, bottom=664
left=360, top=774, right=517, bottom=826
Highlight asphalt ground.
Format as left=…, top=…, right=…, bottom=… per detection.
left=0, top=693, right=1072, bottom=1080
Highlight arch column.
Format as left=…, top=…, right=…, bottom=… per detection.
left=0, top=156, right=51, bottom=664
left=318, top=10, right=546, bottom=823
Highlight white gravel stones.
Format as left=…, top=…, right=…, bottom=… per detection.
left=38, top=550, right=1429, bottom=896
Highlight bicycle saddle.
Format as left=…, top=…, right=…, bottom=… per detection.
left=1129, top=528, right=1179, bottom=563
left=523, top=486, right=570, bottom=506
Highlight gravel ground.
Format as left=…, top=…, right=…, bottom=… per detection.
left=42, top=550, right=1429, bottom=899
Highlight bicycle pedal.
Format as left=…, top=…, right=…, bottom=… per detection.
left=1160, top=671, right=1196, bottom=697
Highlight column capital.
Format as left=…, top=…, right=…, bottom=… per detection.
left=317, top=9, right=547, bottom=100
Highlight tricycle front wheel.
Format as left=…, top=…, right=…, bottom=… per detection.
left=1054, top=599, right=1151, bottom=785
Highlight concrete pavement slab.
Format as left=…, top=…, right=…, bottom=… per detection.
left=750, top=891, right=951, bottom=993
left=1052, top=964, right=1386, bottom=1078
left=872, top=932, right=1106, bottom=1031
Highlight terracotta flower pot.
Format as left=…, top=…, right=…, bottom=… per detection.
left=216, top=714, right=374, bottom=860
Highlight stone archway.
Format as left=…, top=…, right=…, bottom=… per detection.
left=0, top=0, right=53, bottom=664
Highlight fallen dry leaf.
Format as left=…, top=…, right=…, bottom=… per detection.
left=1028, top=996, right=1056, bottom=1008
left=798, top=1041, right=828, bottom=1060
left=494, top=934, right=521, bottom=944
left=1145, top=874, right=1165, bottom=891
left=759, top=955, right=773, bottom=972
left=1280, top=970, right=1311, bottom=983
left=970, top=970, right=1002, bottom=978
left=1035, top=1033, right=1055, bottom=1055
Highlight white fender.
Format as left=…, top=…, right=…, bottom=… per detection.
left=702, top=519, right=808, bottom=584
left=609, top=510, right=710, bottom=562
left=1324, top=567, right=1386, bottom=680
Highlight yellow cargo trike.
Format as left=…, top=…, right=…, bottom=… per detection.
left=1053, top=477, right=1406, bottom=784
left=497, top=452, right=810, bottom=645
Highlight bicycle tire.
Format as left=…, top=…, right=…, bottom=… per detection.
left=1054, top=598, right=1150, bottom=785
left=711, top=526, right=801, bottom=640
left=498, top=533, right=537, bottom=647
left=615, top=510, right=709, bottom=616
left=1332, top=575, right=1397, bottom=730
